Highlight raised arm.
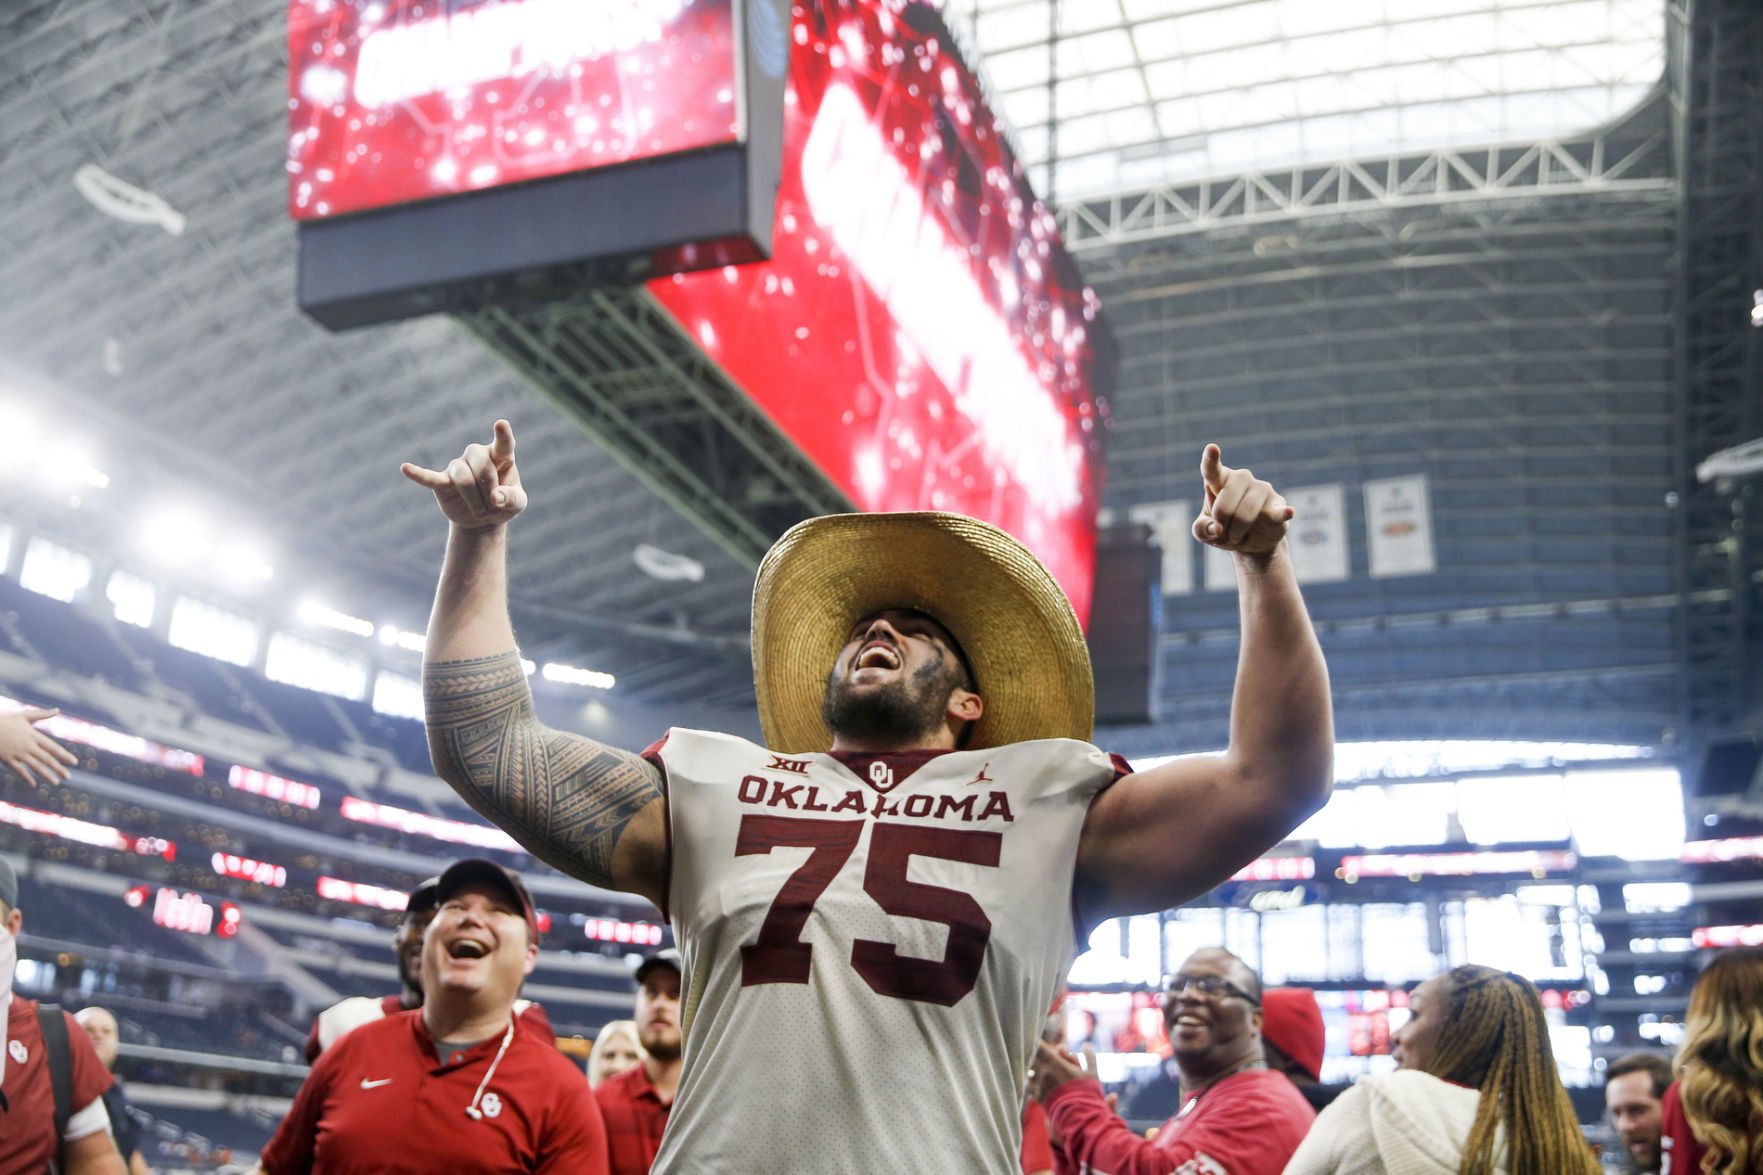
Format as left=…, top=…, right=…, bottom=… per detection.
left=1075, top=444, right=1333, bottom=925
left=404, top=421, right=667, bottom=909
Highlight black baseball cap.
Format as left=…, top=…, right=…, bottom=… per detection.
left=435, top=859, right=539, bottom=941
left=634, top=947, right=681, bottom=985
left=404, top=875, right=440, bottom=919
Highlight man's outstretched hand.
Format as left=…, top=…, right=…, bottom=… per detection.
left=0, top=707, right=77, bottom=785
left=1193, top=443, right=1292, bottom=559
left=402, top=419, right=528, bottom=530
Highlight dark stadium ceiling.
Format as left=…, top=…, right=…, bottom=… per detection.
left=0, top=0, right=1689, bottom=758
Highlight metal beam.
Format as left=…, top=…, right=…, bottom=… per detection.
left=1055, top=94, right=1673, bottom=250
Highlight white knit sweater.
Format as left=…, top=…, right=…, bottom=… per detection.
left=1282, top=1070, right=1509, bottom=1175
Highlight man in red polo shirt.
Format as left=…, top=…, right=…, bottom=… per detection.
left=259, top=859, right=607, bottom=1174
left=595, top=949, right=682, bottom=1174
left=0, top=855, right=127, bottom=1175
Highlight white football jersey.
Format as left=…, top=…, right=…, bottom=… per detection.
left=648, top=729, right=1123, bottom=1174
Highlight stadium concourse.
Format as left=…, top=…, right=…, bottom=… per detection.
left=0, top=0, right=1761, bottom=1172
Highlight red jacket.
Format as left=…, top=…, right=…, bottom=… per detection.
left=1046, top=1068, right=1314, bottom=1175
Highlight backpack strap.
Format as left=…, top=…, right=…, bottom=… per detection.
left=36, top=1003, right=74, bottom=1143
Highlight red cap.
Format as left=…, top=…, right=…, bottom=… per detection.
left=1260, top=987, right=1325, bottom=1081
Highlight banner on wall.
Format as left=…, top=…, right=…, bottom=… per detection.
left=1286, top=483, right=1349, bottom=584
left=1364, top=475, right=1436, bottom=578
left=1126, top=501, right=1193, bottom=596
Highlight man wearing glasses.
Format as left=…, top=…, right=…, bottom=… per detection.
left=1030, top=948, right=1315, bottom=1174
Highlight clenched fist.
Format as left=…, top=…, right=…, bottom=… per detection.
left=402, top=419, right=528, bottom=531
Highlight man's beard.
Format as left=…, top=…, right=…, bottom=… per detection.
left=821, top=657, right=961, bottom=746
left=398, top=951, right=422, bottom=995
left=639, top=1024, right=681, bottom=1062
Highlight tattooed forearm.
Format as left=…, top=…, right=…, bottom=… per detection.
left=423, top=650, right=664, bottom=890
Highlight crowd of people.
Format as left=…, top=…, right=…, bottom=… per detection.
left=3, top=424, right=1759, bottom=1174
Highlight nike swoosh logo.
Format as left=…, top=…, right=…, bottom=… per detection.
left=360, top=1078, right=394, bottom=1089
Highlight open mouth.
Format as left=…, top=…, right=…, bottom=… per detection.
left=855, top=643, right=901, bottom=671
left=1172, top=1015, right=1207, bottom=1030
left=447, top=939, right=490, bottom=960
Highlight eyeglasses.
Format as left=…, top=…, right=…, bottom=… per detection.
left=1165, top=974, right=1259, bottom=1005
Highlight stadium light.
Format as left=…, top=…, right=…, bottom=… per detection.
left=214, top=540, right=275, bottom=586
left=376, top=624, right=427, bottom=653
left=297, top=599, right=374, bottom=638
left=541, top=662, right=616, bottom=690
left=136, top=503, right=211, bottom=568
left=1696, top=437, right=1763, bottom=484
left=42, top=440, right=109, bottom=494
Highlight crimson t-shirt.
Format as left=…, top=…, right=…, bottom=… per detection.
left=262, top=1009, right=607, bottom=1174
left=0, top=997, right=116, bottom=1173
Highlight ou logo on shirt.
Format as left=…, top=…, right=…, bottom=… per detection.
left=9, top=1039, right=26, bottom=1064
left=479, top=1092, right=503, bottom=1119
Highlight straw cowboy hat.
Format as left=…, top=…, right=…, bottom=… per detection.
left=751, top=511, right=1095, bottom=753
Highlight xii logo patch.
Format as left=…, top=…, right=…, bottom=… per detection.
left=767, top=755, right=811, bottom=775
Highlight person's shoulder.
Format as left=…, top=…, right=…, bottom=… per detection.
left=1355, top=1069, right=1481, bottom=1120
left=651, top=728, right=760, bottom=758
left=327, top=1006, right=416, bottom=1056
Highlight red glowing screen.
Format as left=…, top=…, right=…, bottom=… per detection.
left=287, top=0, right=741, bottom=220
left=647, top=1, right=1109, bottom=622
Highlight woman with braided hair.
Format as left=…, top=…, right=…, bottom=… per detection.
left=1282, top=964, right=1599, bottom=1175
left=1660, top=946, right=1763, bottom=1175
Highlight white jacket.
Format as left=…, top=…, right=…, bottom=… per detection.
left=1282, top=1070, right=1508, bottom=1175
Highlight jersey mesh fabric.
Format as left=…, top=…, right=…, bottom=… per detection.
left=648, top=729, right=1121, bottom=1174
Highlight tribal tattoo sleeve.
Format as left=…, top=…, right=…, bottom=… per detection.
left=423, top=650, right=664, bottom=890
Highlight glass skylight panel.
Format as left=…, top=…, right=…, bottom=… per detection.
left=968, top=0, right=1666, bottom=197
left=1057, top=29, right=1138, bottom=76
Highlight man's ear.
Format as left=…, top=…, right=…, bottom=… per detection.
left=948, top=689, right=983, bottom=725
left=523, top=941, right=539, bottom=976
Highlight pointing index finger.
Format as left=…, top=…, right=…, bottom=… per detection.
left=1200, top=443, right=1226, bottom=491
left=491, top=419, right=516, bottom=462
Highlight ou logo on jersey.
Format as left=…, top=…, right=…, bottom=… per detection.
left=479, top=1092, right=503, bottom=1119
left=868, top=761, right=894, bottom=791
left=8, top=1039, right=26, bottom=1064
